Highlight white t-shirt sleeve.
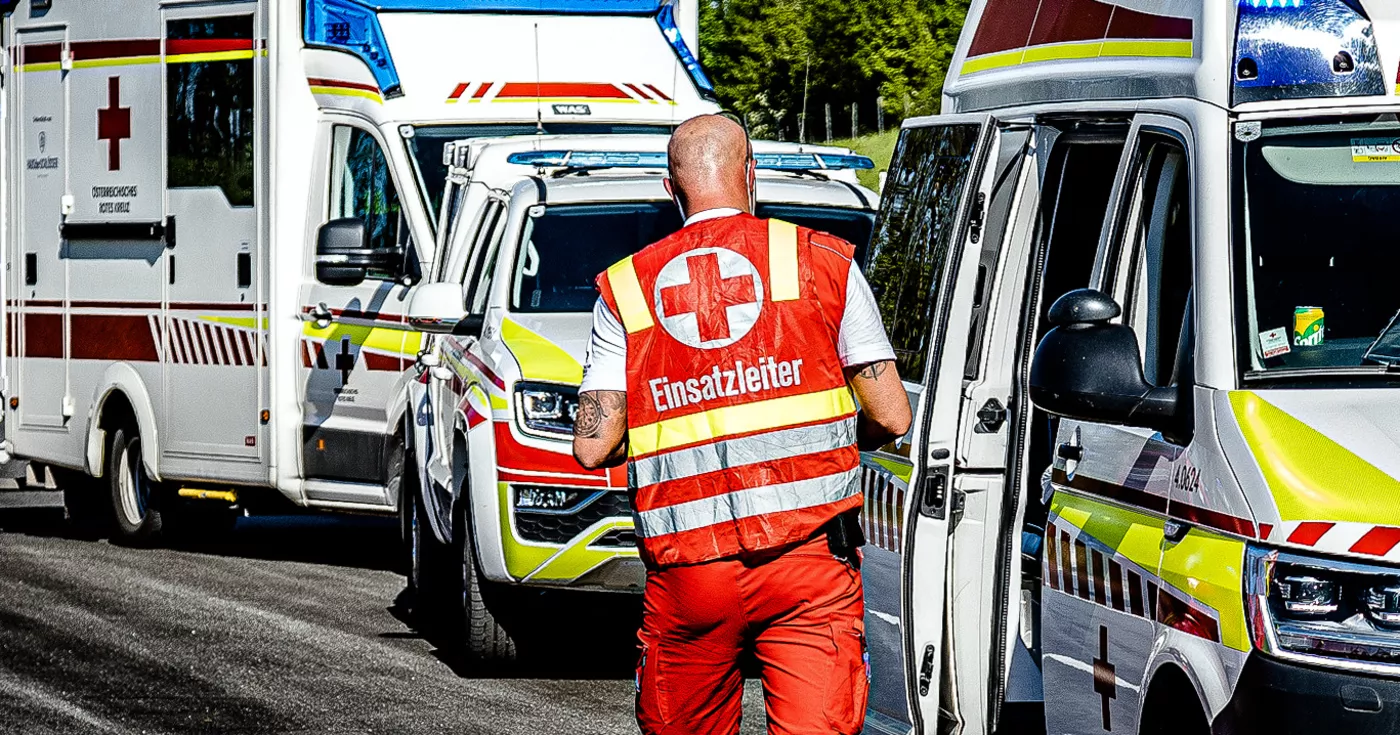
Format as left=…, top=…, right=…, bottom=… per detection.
left=579, top=297, right=629, bottom=393
left=838, top=263, right=897, bottom=368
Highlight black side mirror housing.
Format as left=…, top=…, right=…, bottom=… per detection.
left=1029, top=289, right=1189, bottom=442
left=314, top=218, right=404, bottom=287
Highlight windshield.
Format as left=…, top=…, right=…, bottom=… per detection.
left=404, top=123, right=675, bottom=216
left=511, top=202, right=878, bottom=313
left=1236, top=120, right=1400, bottom=379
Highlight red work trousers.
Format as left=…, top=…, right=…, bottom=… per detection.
left=635, top=535, right=867, bottom=735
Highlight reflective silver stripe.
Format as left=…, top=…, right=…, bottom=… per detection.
left=635, top=467, right=861, bottom=538
left=629, top=418, right=856, bottom=489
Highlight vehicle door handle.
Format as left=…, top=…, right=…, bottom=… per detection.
left=1056, top=443, right=1084, bottom=462
left=309, top=302, right=332, bottom=329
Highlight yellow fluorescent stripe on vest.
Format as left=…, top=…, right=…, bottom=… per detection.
left=768, top=219, right=799, bottom=302
left=630, top=386, right=856, bottom=457
left=606, top=256, right=654, bottom=333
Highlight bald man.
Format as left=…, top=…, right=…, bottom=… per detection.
left=574, top=115, right=910, bottom=735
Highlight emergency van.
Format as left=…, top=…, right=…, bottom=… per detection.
left=0, top=0, right=716, bottom=539
left=858, top=1, right=1400, bottom=734
left=402, top=134, right=878, bottom=659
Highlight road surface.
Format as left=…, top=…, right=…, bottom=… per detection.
left=0, top=510, right=764, bottom=734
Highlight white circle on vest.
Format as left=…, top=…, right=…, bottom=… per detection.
left=652, top=247, right=765, bottom=350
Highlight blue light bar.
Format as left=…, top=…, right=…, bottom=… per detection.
left=656, top=2, right=714, bottom=100
left=506, top=150, right=670, bottom=167
left=505, top=150, right=876, bottom=171
left=347, top=0, right=664, bottom=12
left=754, top=153, right=876, bottom=171
left=305, top=0, right=404, bottom=97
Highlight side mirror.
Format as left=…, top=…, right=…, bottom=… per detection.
left=314, top=218, right=403, bottom=287
left=1029, top=289, right=1183, bottom=437
left=407, top=282, right=486, bottom=337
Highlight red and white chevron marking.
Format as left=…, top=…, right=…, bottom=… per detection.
left=860, top=464, right=906, bottom=553
left=148, top=315, right=265, bottom=366
left=1277, top=520, right=1400, bottom=560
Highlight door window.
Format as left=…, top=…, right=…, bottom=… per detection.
left=464, top=201, right=506, bottom=315
left=1119, top=137, right=1192, bottom=386
left=167, top=16, right=255, bottom=206
left=329, top=126, right=410, bottom=280
left=865, top=124, right=984, bottom=381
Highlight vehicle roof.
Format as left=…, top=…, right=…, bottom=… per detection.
left=944, top=0, right=1400, bottom=114
left=458, top=133, right=873, bottom=187
left=506, top=172, right=877, bottom=211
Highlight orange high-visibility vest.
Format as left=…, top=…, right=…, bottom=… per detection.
left=596, top=213, right=862, bottom=567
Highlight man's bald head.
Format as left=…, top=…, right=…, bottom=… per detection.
left=665, top=115, right=755, bottom=218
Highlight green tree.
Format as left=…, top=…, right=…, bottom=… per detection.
left=699, top=0, right=970, bottom=140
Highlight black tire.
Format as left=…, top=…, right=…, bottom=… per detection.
left=407, top=460, right=454, bottom=628
left=455, top=495, right=518, bottom=662
left=1139, top=667, right=1210, bottom=735
left=54, top=467, right=109, bottom=538
left=107, top=427, right=166, bottom=545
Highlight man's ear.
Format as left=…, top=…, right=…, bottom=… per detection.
left=663, top=177, right=675, bottom=198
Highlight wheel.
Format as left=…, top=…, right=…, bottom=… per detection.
left=406, top=456, right=453, bottom=628
left=1139, top=667, right=1210, bottom=735
left=53, top=466, right=109, bottom=538
left=107, top=427, right=166, bottom=545
left=455, top=493, right=518, bottom=662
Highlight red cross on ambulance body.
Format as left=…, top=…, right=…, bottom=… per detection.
left=97, top=76, right=131, bottom=171
left=660, top=252, right=757, bottom=343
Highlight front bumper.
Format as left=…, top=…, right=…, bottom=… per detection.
left=1215, top=652, right=1400, bottom=734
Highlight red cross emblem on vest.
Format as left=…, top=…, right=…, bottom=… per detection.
left=654, top=248, right=764, bottom=349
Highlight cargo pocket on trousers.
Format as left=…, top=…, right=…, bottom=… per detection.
left=635, top=641, right=669, bottom=734
left=823, top=619, right=870, bottom=735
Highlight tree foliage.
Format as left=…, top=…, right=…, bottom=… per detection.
left=699, top=0, right=969, bottom=141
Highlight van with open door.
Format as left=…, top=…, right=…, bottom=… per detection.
left=0, top=0, right=715, bottom=539
left=862, top=1, right=1400, bottom=734
left=401, top=133, right=879, bottom=660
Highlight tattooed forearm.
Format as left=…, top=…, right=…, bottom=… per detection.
left=573, top=390, right=626, bottom=439
left=575, top=393, right=605, bottom=438
left=854, top=361, right=890, bottom=381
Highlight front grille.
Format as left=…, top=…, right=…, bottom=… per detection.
left=514, top=489, right=633, bottom=544
left=591, top=528, right=638, bottom=548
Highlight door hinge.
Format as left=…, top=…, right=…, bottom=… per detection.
left=968, top=191, right=986, bottom=244
left=974, top=397, right=1007, bottom=434
left=919, top=465, right=949, bottom=520
left=949, top=489, right=967, bottom=531
left=918, top=643, right=936, bottom=696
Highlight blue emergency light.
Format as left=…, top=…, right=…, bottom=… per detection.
left=505, top=150, right=876, bottom=171
left=303, top=0, right=714, bottom=101
left=1233, top=0, right=1384, bottom=104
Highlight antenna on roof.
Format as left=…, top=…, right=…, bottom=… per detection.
left=533, top=22, right=544, bottom=135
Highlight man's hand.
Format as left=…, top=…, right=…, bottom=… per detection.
left=845, top=360, right=912, bottom=452
left=573, top=390, right=629, bottom=469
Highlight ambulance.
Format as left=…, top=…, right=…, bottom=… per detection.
left=858, top=1, right=1400, bottom=734
left=0, top=0, right=716, bottom=540
left=401, top=133, right=878, bottom=659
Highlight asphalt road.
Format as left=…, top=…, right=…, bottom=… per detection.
left=0, top=510, right=764, bottom=735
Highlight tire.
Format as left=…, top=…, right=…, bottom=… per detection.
left=406, top=459, right=453, bottom=628
left=1139, top=667, right=1210, bottom=735
left=107, top=427, right=166, bottom=545
left=54, top=467, right=109, bottom=538
left=455, top=496, right=518, bottom=662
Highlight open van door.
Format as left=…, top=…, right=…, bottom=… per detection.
left=861, top=114, right=999, bottom=734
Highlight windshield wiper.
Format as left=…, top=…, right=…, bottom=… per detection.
left=1244, top=365, right=1400, bottom=384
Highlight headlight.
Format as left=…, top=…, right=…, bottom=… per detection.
left=1247, top=545, right=1400, bottom=672
left=513, top=382, right=580, bottom=437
